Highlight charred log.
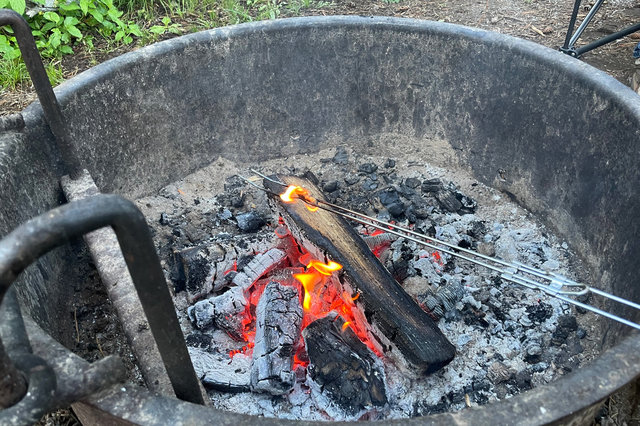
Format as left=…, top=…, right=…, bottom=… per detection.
left=303, top=313, right=387, bottom=417
left=250, top=281, right=303, bottom=395
left=188, top=286, right=247, bottom=339
left=188, top=347, right=251, bottom=392
left=264, top=174, right=455, bottom=374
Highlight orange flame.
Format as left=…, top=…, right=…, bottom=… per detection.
left=294, top=259, right=343, bottom=310
left=280, top=185, right=319, bottom=212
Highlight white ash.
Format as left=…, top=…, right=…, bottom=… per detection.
left=136, top=143, right=600, bottom=421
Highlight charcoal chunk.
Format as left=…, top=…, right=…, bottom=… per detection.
left=323, top=180, right=339, bottom=193
left=358, top=163, right=378, bottom=174
left=333, top=146, right=349, bottom=164
left=304, top=313, right=387, bottom=418
left=436, top=190, right=463, bottom=213
left=236, top=211, right=265, bottom=232
left=378, top=188, right=400, bottom=206
left=404, top=177, right=421, bottom=189
left=422, top=178, right=443, bottom=193
left=387, top=202, right=405, bottom=218
left=250, top=282, right=302, bottom=395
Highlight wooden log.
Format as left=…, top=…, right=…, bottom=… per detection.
left=250, top=281, right=302, bottom=395
left=303, top=312, right=386, bottom=418
left=264, top=174, right=455, bottom=374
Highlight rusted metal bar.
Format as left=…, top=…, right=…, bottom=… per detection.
left=0, top=9, right=81, bottom=178
left=0, top=194, right=205, bottom=405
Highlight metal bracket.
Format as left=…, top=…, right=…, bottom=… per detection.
left=0, top=194, right=205, bottom=423
left=560, top=0, right=640, bottom=58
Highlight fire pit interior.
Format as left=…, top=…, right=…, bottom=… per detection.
left=2, top=16, right=640, bottom=424
left=136, top=144, right=601, bottom=420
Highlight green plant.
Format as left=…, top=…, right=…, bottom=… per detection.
left=0, top=52, right=63, bottom=89
left=1, top=0, right=142, bottom=59
left=286, top=0, right=330, bottom=14
left=149, top=16, right=182, bottom=36
left=247, top=0, right=280, bottom=20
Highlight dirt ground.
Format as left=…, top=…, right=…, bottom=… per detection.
left=293, top=0, right=640, bottom=88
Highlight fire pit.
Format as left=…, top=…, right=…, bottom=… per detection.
left=2, top=15, right=640, bottom=424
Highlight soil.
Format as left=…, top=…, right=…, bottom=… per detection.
left=1, top=0, right=639, bottom=114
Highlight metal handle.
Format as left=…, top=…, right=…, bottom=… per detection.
left=0, top=9, right=81, bottom=178
left=0, top=194, right=205, bottom=407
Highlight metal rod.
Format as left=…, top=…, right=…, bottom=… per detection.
left=562, top=0, right=583, bottom=50
left=575, top=22, right=640, bottom=57
left=0, top=195, right=205, bottom=405
left=242, top=174, right=640, bottom=331
left=568, top=0, right=605, bottom=48
left=0, top=9, right=82, bottom=179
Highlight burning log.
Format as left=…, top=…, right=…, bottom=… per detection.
left=303, top=313, right=387, bottom=418
left=264, top=174, right=455, bottom=374
left=188, top=248, right=287, bottom=339
left=250, top=281, right=303, bottom=395
left=232, top=248, right=287, bottom=291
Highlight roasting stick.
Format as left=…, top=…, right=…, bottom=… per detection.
left=243, top=170, right=640, bottom=331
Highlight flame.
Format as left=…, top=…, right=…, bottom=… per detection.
left=228, top=229, right=383, bottom=367
left=280, top=185, right=318, bottom=212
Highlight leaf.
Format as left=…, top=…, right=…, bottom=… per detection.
left=79, top=0, right=89, bottom=14
left=43, top=12, right=61, bottom=24
left=59, top=2, right=80, bottom=11
left=107, top=8, right=122, bottom=20
left=128, top=24, right=142, bottom=37
left=49, top=31, right=61, bottom=48
left=123, top=35, right=132, bottom=44
left=8, top=0, right=25, bottom=15
left=64, top=16, right=80, bottom=27
left=89, top=10, right=104, bottom=23
left=161, top=16, right=171, bottom=25
left=9, top=0, right=27, bottom=15
left=66, top=24, right=82, bottom=39
left=114, top=30, right=123, bottom=41
left=60, top=45, right=74, bottom=54
left=149, top=26, right=165, bottom=34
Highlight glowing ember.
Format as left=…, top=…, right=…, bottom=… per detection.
left=228, top=225, right=384, bottom=367
left=280, top=185, right=318, bottom=212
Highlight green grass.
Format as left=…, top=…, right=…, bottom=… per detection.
left=0, top=57, right=64, bottom=90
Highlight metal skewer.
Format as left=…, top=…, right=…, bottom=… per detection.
left=242, top=170, right=640, bottom=331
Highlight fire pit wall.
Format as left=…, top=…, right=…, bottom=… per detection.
left=2, top=16, right=640, bottom=422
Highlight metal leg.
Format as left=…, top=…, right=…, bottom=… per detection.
left=0, top=9, right=81, bottom=178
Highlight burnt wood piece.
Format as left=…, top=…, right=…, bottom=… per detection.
left=303, top=313, right=387, bottom=417
left=264, top=175, right=455, bottom=374
left=250, top=281, right=302, bottom=395
left=232, top=248, right=287, bottom=291
left=188, top=347, right=251, bottom=392
left=173, top=245, right=217, bottom=302
left=188, top=286, right=247, bottom=339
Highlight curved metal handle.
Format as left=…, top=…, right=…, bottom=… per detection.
left=0, top=9, right=81, bottom=178
left=0, top=194, right=205, bottom=405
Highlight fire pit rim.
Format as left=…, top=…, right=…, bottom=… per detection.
left=11, top=15, right=640, bottom=424
left=20, top=15, right=640, bottom=125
